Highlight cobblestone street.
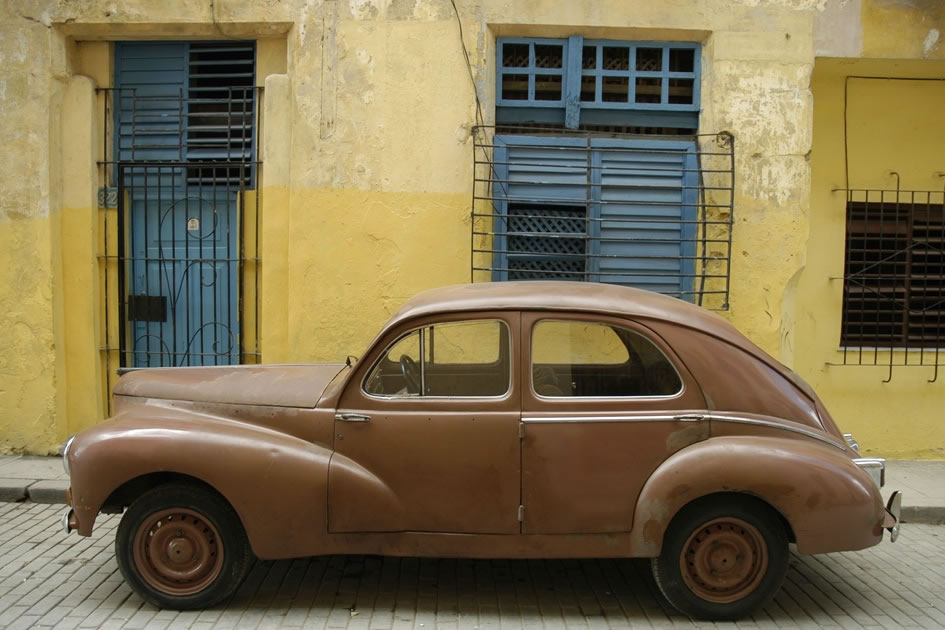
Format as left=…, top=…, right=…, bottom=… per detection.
left=0, top=502, right=942, bottom=629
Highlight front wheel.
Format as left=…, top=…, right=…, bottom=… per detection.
left=651, top=496, right=789, bottom=621
left=116, top=484, right=253, bottom=609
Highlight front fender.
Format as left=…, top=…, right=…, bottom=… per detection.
left=629, top=435, right=886, bottom=556
left=67, top=405, right=331, bottom=559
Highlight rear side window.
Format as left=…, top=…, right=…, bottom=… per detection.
left=531, top=320, right=682, bottom=397
left=364, top=320, right=510, bottom=398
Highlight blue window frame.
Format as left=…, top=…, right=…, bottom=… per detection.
left=496, top=36, right=700, bottom=129
left=491, top=37, right=702, bottom=299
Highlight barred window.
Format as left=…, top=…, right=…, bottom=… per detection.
left=842, top=193, right=945, bottom=348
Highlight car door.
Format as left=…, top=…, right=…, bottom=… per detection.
left=328, top=312, right=522, bottom=534
left=520, top=312, right=708, bottom=534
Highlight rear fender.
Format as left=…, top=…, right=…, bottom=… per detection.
left=67, top=407, right=331, bottom=559
left=630, top=435, right=886, bottom=556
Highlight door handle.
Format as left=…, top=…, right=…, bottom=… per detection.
left=335, top=413, right=372, bottom=422
left=674, top=414, right=705, bottom=422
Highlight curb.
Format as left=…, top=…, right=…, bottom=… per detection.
left=901, top=506, right=945, bottom=526
left=0, top=480, right=69, bottom=505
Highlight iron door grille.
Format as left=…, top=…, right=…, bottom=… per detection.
left=99, top=41, right=261, bottom=377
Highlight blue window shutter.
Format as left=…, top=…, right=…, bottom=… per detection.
left=115, top=42, right=189, bottom=163
left=493, top=136, right=589, bottom=281
left=590, top=138, right=697, bottom=297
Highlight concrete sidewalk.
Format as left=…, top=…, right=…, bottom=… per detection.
left=0, top=455, right=941, bottom=523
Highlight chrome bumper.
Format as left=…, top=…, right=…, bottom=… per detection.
left=61, top=508, right=77, bottom=534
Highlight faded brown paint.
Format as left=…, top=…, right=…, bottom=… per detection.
left=630, top=434, right=885, bottom=556
left=519, top=311, right=709, bottom=535
left=65, top=282, right=895, bottom=564
left=115, top=364, right=345, bottom=408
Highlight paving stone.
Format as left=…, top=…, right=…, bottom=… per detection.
left=0, top=501, right=943, bottom=629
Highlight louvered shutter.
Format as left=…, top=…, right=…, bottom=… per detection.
left=493, top=137, right=589, bottom=281
left=493, top=135, right=697, bottom=296
left=590, top=139, right=697, bottom=296
left=115, top=42, right=189, bottom=163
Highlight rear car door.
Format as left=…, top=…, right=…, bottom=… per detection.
left=521, top=312, right=708, bottom=534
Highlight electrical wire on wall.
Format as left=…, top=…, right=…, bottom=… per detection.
left=449, top=0, right=486, bottom=128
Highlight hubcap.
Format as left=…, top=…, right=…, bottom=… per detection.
left=679, top=516, right=768, bottom=604
left=133, top=508, right=223, bottom=596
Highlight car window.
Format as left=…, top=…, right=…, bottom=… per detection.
left=531, top=319, right=682, bottom=397
left=364, top=320, right=510, bottom=397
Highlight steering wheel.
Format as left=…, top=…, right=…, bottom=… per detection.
left=399, top=354, right=421, bottom=394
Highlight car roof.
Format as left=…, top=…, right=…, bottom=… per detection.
left=390, top=280, right=726, bottom=332
left=382, top=281, right=816, bottom=401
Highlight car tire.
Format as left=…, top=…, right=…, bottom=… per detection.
left=115, top=484, right=253, bottom=609
left=650, top=495, right=788, bottom=621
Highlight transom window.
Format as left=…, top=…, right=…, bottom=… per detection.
left=496, top=37, right=700, bottom=130
left=531, top=320, right=682, bottom=397
left=364, top=320, right=511, bottom=397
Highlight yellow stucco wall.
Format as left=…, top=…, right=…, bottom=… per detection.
left=799, top=58, right=945, bottom=459
left=0, top=0, right=942, bottom=455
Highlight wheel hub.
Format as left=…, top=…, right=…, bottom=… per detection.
left=680, top=516, right=768, bottom=604
left=167, top=537, right=195, bottom=564
left=133, top=508, right=224, bottom=596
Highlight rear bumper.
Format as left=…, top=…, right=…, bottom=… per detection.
left=849, top=450, right=901, bottom=543
left=883, top=491, right=902, bottom=542
left=61, top=508, right=78, bottom=534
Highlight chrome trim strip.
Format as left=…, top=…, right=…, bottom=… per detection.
left=523, top=414, right=690, bottom=424
left=706, top=414, right=847, bottom=450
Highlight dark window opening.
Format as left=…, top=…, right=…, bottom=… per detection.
left=842, top=197, right=945, bottom=348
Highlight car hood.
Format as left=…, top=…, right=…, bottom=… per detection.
left=113, top=364, right=347, bottom=408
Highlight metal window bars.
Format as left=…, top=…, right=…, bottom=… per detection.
left=470, top=126, right=735, bottom=309
left=836, top=176, right=945, bottom=382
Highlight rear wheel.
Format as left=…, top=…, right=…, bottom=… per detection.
left=116, top=484, right=253, bottom=609
left=651, top=496, right=788, bottom=620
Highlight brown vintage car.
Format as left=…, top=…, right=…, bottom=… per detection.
left=61, top=281, right=901, bottom=620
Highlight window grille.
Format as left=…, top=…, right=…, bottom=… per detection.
left=496, top=37, right=700, bottom=131
left=471, top=126, right=735, bottom=309
left=839, top=185, right=945, bottom=380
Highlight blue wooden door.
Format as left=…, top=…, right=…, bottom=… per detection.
left=116, top=42, right=241, bottom=366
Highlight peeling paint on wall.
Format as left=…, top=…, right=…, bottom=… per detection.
left=924, top=28, right=940, bottom=55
